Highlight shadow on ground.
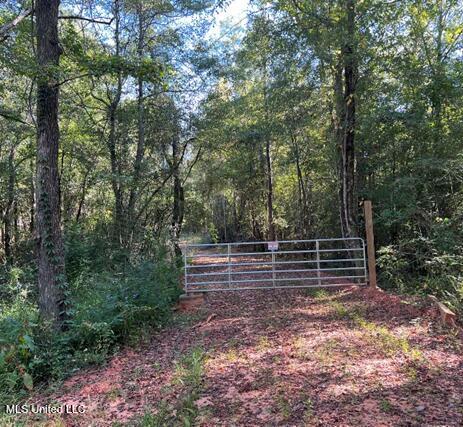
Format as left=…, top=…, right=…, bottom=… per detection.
left=25, top=287, right=463, bottom=426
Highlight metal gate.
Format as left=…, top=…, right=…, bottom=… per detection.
left=183, top=238, right=367, bottom=293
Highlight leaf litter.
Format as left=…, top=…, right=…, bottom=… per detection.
left=27, top=274, right=463, bottom=426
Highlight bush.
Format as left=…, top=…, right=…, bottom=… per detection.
left=377, top=234, right=463, bottom=317
left=71, top=259, right=181, bottom=338
left=377, top=245, right=409, bottom=293
left=0, top=294, right=38, bottom=402
left=0, top=240, right=181, bottom=401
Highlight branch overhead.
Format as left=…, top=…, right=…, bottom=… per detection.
left=0, top=8, right=33, bottom=43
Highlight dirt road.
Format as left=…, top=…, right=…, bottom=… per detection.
left=28, top=286, right=462, bottom=426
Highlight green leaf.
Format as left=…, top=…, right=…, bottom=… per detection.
left=23, top=372, right=33, bottom=390
left=22, top=334, right=35, bottom=352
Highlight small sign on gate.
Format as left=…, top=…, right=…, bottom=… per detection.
left=267, top=241, right=279, bottom=251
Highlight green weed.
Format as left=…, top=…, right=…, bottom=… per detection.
left=315, top=338, right=340, bottom=364
left=329, top=300, right=366, bottom=320
left=330, top=300, right=350, bottom=319
left=138, top=402, right=171, bottom=427
left=276, top=392, right=291, bottom=420
left=224, top=348, right=239, bottom=362
left=380, top=399, right=393, bottom=413
left=304, top=288, right=329, bottom=299
left=303, top=397, right=314, bottom=422
left=355, top=317, right=423, bottom=360
left=142, top=347, right=206, bottom=426
left=328, top=301, right=424, bottom=362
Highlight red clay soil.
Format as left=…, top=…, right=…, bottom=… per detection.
left=26, top=287, right=462, bottom=426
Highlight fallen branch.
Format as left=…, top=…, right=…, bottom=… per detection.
left=192, top=314, right=217, bottom=329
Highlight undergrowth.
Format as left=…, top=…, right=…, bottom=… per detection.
left=377, top=234, right=463, bottom=318
left=139, top=347, right=206, bottom=426
left=0, top=229, right=181, bottom=407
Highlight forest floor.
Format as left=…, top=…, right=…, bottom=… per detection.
left=25, top=285, right=463, bottom=426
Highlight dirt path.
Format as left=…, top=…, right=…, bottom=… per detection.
left=28, top=287, right=462, bottom=426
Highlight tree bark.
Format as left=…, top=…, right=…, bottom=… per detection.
left=29, top=158, right=35, bottom=234
left=171, top=137, right=184, bottom=257
left=292, top=134, right=309, bottom=238
left=107, top=0, right=124, bottom=245
left=35, top=0, right=68, bottom=328
left=266, top=138, right=276, bottom=241
left=4, top=145, right=15, bottom=262
left=75, top=169, right=89, bottom=222
left=432, top=1, right=444, bottom=150
left=339, top=0, right=358, bottom=240
left=127, top=3, right=146, bottom=244
left=260, top=15, right=276, bottom=242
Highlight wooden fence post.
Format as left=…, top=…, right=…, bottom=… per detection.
left=363, top=200, right=377, bottom=288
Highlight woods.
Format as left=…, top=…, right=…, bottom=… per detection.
left=1, top=0, right=463, bottom=420
left=189, top=0, right=463, bottom=310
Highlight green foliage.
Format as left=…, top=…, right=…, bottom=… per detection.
left=141, top=347, right=206, bottom=426
left=71, top=259, right=181, bottom=341
left=378, top=233, right=463, bottom=316
left=0, top=289, right=38, bottom=402
left=377, top=246, right=409, bottom=292
left=2, top=0, right=463, bottom=411
left=0, top=237, right=180, bottom=402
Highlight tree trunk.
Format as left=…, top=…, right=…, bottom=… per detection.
left=171, top=137, right=184, bottom=257
left=292, top=134, right=309, bottom=238
left=432, top=1, right=444, bottom=151
left=4, top=145, right=15, bottom=262
left=127, top=3, right=146, bottom=244
left=265, top=139, right=276, bottom=241
left=107, top=0, right=124, bottom=245
left=108, top=106, right=124, bottom=243
left=75, top=169, right=89, bottom=222
left=13, top=199, right=19, bottom=247
left=260, top=18, right=276, bottom=242
left=29, top=158, right=35, bottom=234
left=36, top=0, right=68, bottom=328
left=339, top=0, right=358, bottom=240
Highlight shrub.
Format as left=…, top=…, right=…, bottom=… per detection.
left=377, top=245, right=409, bottom=293
left=71, top=259, right=181, bottom=339
left=0, top=242, right=181, bottom=401
left=70, top=321, right=116, bottom=357
left=377, top=235, right=463, bottom=317
left=0, top=296, right=38, bottom=402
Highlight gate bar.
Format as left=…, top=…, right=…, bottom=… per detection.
left=187, top=266, right=364, bottom=277
left=316, top=240, right=321, bottom=286
left=186, top=258, right=366, bottom=269
left=184, top=246, right=188, bottom=294
left=184, top=237, right=364, bottom=247
left=187, top=247, right=363, bottom=258
left=189, top=275, right=366, bottom=286
left=227, top=243, right=231, bottom=288
left=187, top=283, right=366, bottom=292
left=183, top=237, right=367, bottom=292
